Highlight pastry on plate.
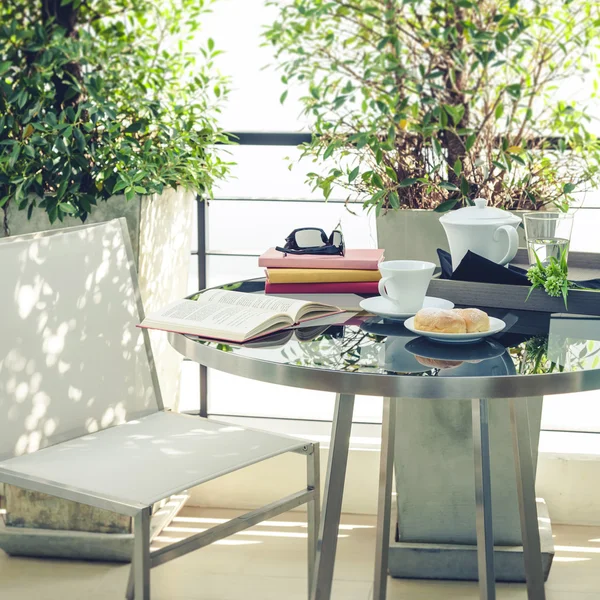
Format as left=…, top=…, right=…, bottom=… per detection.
left=452, top=308, right=490, bottom=333
left=414, top=308, right=467, bottom=334
left=414, top=355, right=463, bottom=369
left=413, top=307, right=491, bottom=334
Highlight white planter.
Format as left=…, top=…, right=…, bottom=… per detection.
left=1, top=188, right=194, bottom=412
left=0, top=188, right=195, bottom=559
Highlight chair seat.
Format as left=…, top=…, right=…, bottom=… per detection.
left=0, top=412, right=307, bottom=508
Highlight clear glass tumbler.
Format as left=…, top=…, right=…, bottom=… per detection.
left=523, top=212, right=574, bottom=267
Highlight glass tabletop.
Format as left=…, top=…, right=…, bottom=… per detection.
left=171, top=279, right=600, bottom=399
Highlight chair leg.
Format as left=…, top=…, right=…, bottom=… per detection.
left=126, top=567, right=134, bottom=600
left=127, top=507, right=151, bottom=600
left=307, top=444, right=321, bottom=599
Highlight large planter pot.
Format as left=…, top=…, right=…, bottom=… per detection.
left=376, top=208, right=530, bottom=267
left=0, top=188, right=194, bottom=560
left=376, top=209, right=449, bottom=265
left=378, top=208, right=552, bottom=581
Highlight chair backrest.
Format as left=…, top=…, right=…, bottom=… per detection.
left=0, top=219, right=161, bottom=461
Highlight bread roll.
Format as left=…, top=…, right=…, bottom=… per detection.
left=453, top=308, right=490, bottom=333
left=414, top=355, right=463, bottom=369
left=414, top=308, right=467, bottom=334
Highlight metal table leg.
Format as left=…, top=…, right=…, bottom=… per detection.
left=509, top=398, right=546, bottom=600
left=373, top=397, right=397, bottom=600
left=473, top=398, right=496, bottom=600
left=307, top=445, right=321, bottom=598
left=311, top=393, right=355, bottom=600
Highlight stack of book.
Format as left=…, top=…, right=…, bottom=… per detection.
left=259, top=248, right=385, bottom=295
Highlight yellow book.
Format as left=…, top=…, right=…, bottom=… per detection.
left=266, top=268, right=381, bottom=284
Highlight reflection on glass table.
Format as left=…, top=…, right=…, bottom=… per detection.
left=185, top=285, right=600, bottom=379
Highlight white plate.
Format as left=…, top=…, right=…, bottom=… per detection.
left=359, top=296, right=454, bottom=320
left=403, top=316, right=507, bottom=344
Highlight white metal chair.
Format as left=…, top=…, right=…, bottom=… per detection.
left=0, top=219, right=320, bottom=600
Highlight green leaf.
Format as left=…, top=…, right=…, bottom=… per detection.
left=465, top=134, right=476, bottom=152
left=323, top=144, right=336, bottom=160
left=388, top=191, right=400, bottom=209
left=398, top=178, right=417, bottom=187
left=372, top=173, right=384, bottom=188
left=460, top=177, right=470, bottom=196
left=348, top=166, right=359, bottom=183
left=563, top=182, right=576, bottom=194
left=279, top=90, right=288, bottom=104
left=439, top=181, right=459, bottom=191
left=385, top=166, right=398, bottom=182
left=113, top=179, right=128, bottom=193
left=58, top=202, right=77, bottom=214
left=73, top=128, right=86, bottom=152
left=434, top=199, right=458, bottom=213
left=526, top=285, right=535, bottom=302
left=8, top=144, right=20, bottom=168
left=453, top=159, right=462, bottom=177
left=443, top=104, right=465, bottom=125
left=506, top=84, right=521, bottom=100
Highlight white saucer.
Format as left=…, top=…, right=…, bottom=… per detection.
left=403, top=316, right=507, bottom=344
left=359, top=296, right=455, bottom=320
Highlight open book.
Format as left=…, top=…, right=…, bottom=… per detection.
left=139, top=289, right=342, bottom=343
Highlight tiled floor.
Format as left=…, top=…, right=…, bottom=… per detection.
left=1, top=507, right=599, bottom=599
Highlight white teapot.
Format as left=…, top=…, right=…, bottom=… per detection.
left=439, top=198, right=521, bottom=272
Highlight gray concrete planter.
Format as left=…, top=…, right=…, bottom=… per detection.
left=0, top=188, right=195, bottom=560
left=376, top=209, right=449, bottom=265
left=389, top=394, right=547, bottom=581
left=377, top=208, right=549, bottom=581
left=376, top=208, right=529, bottom=266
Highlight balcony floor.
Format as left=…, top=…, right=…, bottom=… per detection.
left=1, top=506, right=599, bottom=599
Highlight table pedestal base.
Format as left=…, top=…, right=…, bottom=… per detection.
left=388, top=500, right=554, bottom=582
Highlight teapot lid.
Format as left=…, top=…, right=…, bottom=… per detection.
left=439, top=198, right=521, bottom=225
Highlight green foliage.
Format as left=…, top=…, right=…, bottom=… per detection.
left=0, top=0, right=230, bottom=227
left=527, top=246, right=570, bottom=307
left=265, top=0, right=600, bottom=212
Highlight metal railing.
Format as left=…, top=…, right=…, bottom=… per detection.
left=194, top=132, right=311, bottom=416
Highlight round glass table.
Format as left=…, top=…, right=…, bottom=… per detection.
left=169, top=278, right=600, bottom=600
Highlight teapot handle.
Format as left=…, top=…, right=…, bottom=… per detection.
left=494, top=225, right=519, bottom=265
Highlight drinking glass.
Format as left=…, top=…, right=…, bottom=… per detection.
left=523, top=212, right=574, bottom=267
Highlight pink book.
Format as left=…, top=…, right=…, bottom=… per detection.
left=259, top=248, right=384, bottom=270
left=265, top=281, right=379, bottom=294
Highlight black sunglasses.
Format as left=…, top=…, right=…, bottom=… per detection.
left=276, top=227, right=345, bottom=256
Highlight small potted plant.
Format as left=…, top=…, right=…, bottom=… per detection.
left=265, top=0, right=600, bottom=264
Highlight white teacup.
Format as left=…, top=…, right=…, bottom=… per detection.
left=378, top=260, right=436, bottom=313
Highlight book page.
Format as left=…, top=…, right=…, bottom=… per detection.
left=201, top=288, right=308, bottom=320
left=154, top=300, right=289, bottom=339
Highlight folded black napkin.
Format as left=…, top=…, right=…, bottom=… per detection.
left=437, top=249, right=600, bottom=289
